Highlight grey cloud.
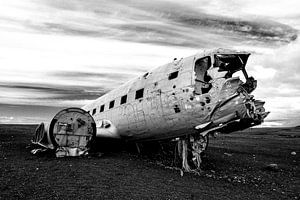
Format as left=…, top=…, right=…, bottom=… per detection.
left=0, top=103, right=64, bottom=116
left=53, top=71, right=136, bottom=81
left=0, top=83, right=107, bottom=101
left=128, top=0, right=298, bottom=43
left=88, top=65, right=148, bottom=74
left=256, top=39, right=300, bottom=92
left=26, top=0, right=298, bottom=48
left=42, top=22, right=101, bottom=36
left=110, top=23, right=220, bottom=48
left=0, top=71, right=140, bottom=105
left=173, top=15, right=297, bottom=43
left=51, top=71, right=137, bottom=91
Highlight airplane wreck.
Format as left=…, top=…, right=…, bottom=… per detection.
left=31, top=48, right=269, bottom=172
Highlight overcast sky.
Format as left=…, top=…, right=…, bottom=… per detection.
left=0, top=0, right=299, bottom=126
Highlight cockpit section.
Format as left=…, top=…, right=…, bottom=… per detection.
left=193, top=53, right=257, bottom=95
left=213, top=54, right=249, bottom=76
left=192, top=50, right=269, bottom=140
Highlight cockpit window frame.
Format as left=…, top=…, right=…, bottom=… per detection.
left=213, top=54, right=250, bottom=73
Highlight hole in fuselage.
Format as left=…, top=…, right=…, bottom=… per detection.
left=205, top=97, right=211, bottom=104
left=194, top=56, right=212, bottom=95
left=174, top=105, right=181, bottom=113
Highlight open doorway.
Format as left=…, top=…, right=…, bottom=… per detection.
left=194, top=56, right=212, bottom=95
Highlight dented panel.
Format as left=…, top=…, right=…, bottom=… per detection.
left=82, top=49, right=267, bottom=141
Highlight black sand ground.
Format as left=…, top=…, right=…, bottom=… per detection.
left=0, top=124, right=299, bottom=200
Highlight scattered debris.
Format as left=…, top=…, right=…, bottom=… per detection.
left=31, top=148, right=48, bottom=155
left=180, top=170, right=184, bottom=177
left=56, top=147, right=89, bottom=157
left=30, top=148, right=55, bottom=156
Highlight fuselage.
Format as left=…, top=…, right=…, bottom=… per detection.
left=82, top=48, right=268, bottom=141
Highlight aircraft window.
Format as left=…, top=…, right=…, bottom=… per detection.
left=214, top=54, right=249, bottom=73
left=92, top=108, right=96, bottom=115
left=143, top=72, right=149, bottom=79
left=120, top=95, right=127, bottom=105
left=100, top=105, right=105, bottom=112
left=209, top=54, right=250, bottom=82
left=109, top=100, right=115, bottom=109
left=168, top=71, right=178, bottom=80
left=135, top=88, right=144, bottom=99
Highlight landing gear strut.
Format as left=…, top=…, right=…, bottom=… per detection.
left=177, top=134, right=209, bottom=172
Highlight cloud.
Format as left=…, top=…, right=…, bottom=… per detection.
left=0, top=0, right=299, bottom=126
left=52, top=71, right=135, bottom=82
left=249, top=65, right=277, bottom=80
left=245, top=38, right=300, bottom=126
left=0, top=82, right=106, bottom=107
left=251, top=38, right=300, bottom=92
left=4, top=0, right=297, bottom=48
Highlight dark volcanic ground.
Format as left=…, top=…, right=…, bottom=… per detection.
left=0, top=125, right=299, bottom=200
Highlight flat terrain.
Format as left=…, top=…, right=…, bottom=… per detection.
left=0, top=124, right=299, bottom=200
